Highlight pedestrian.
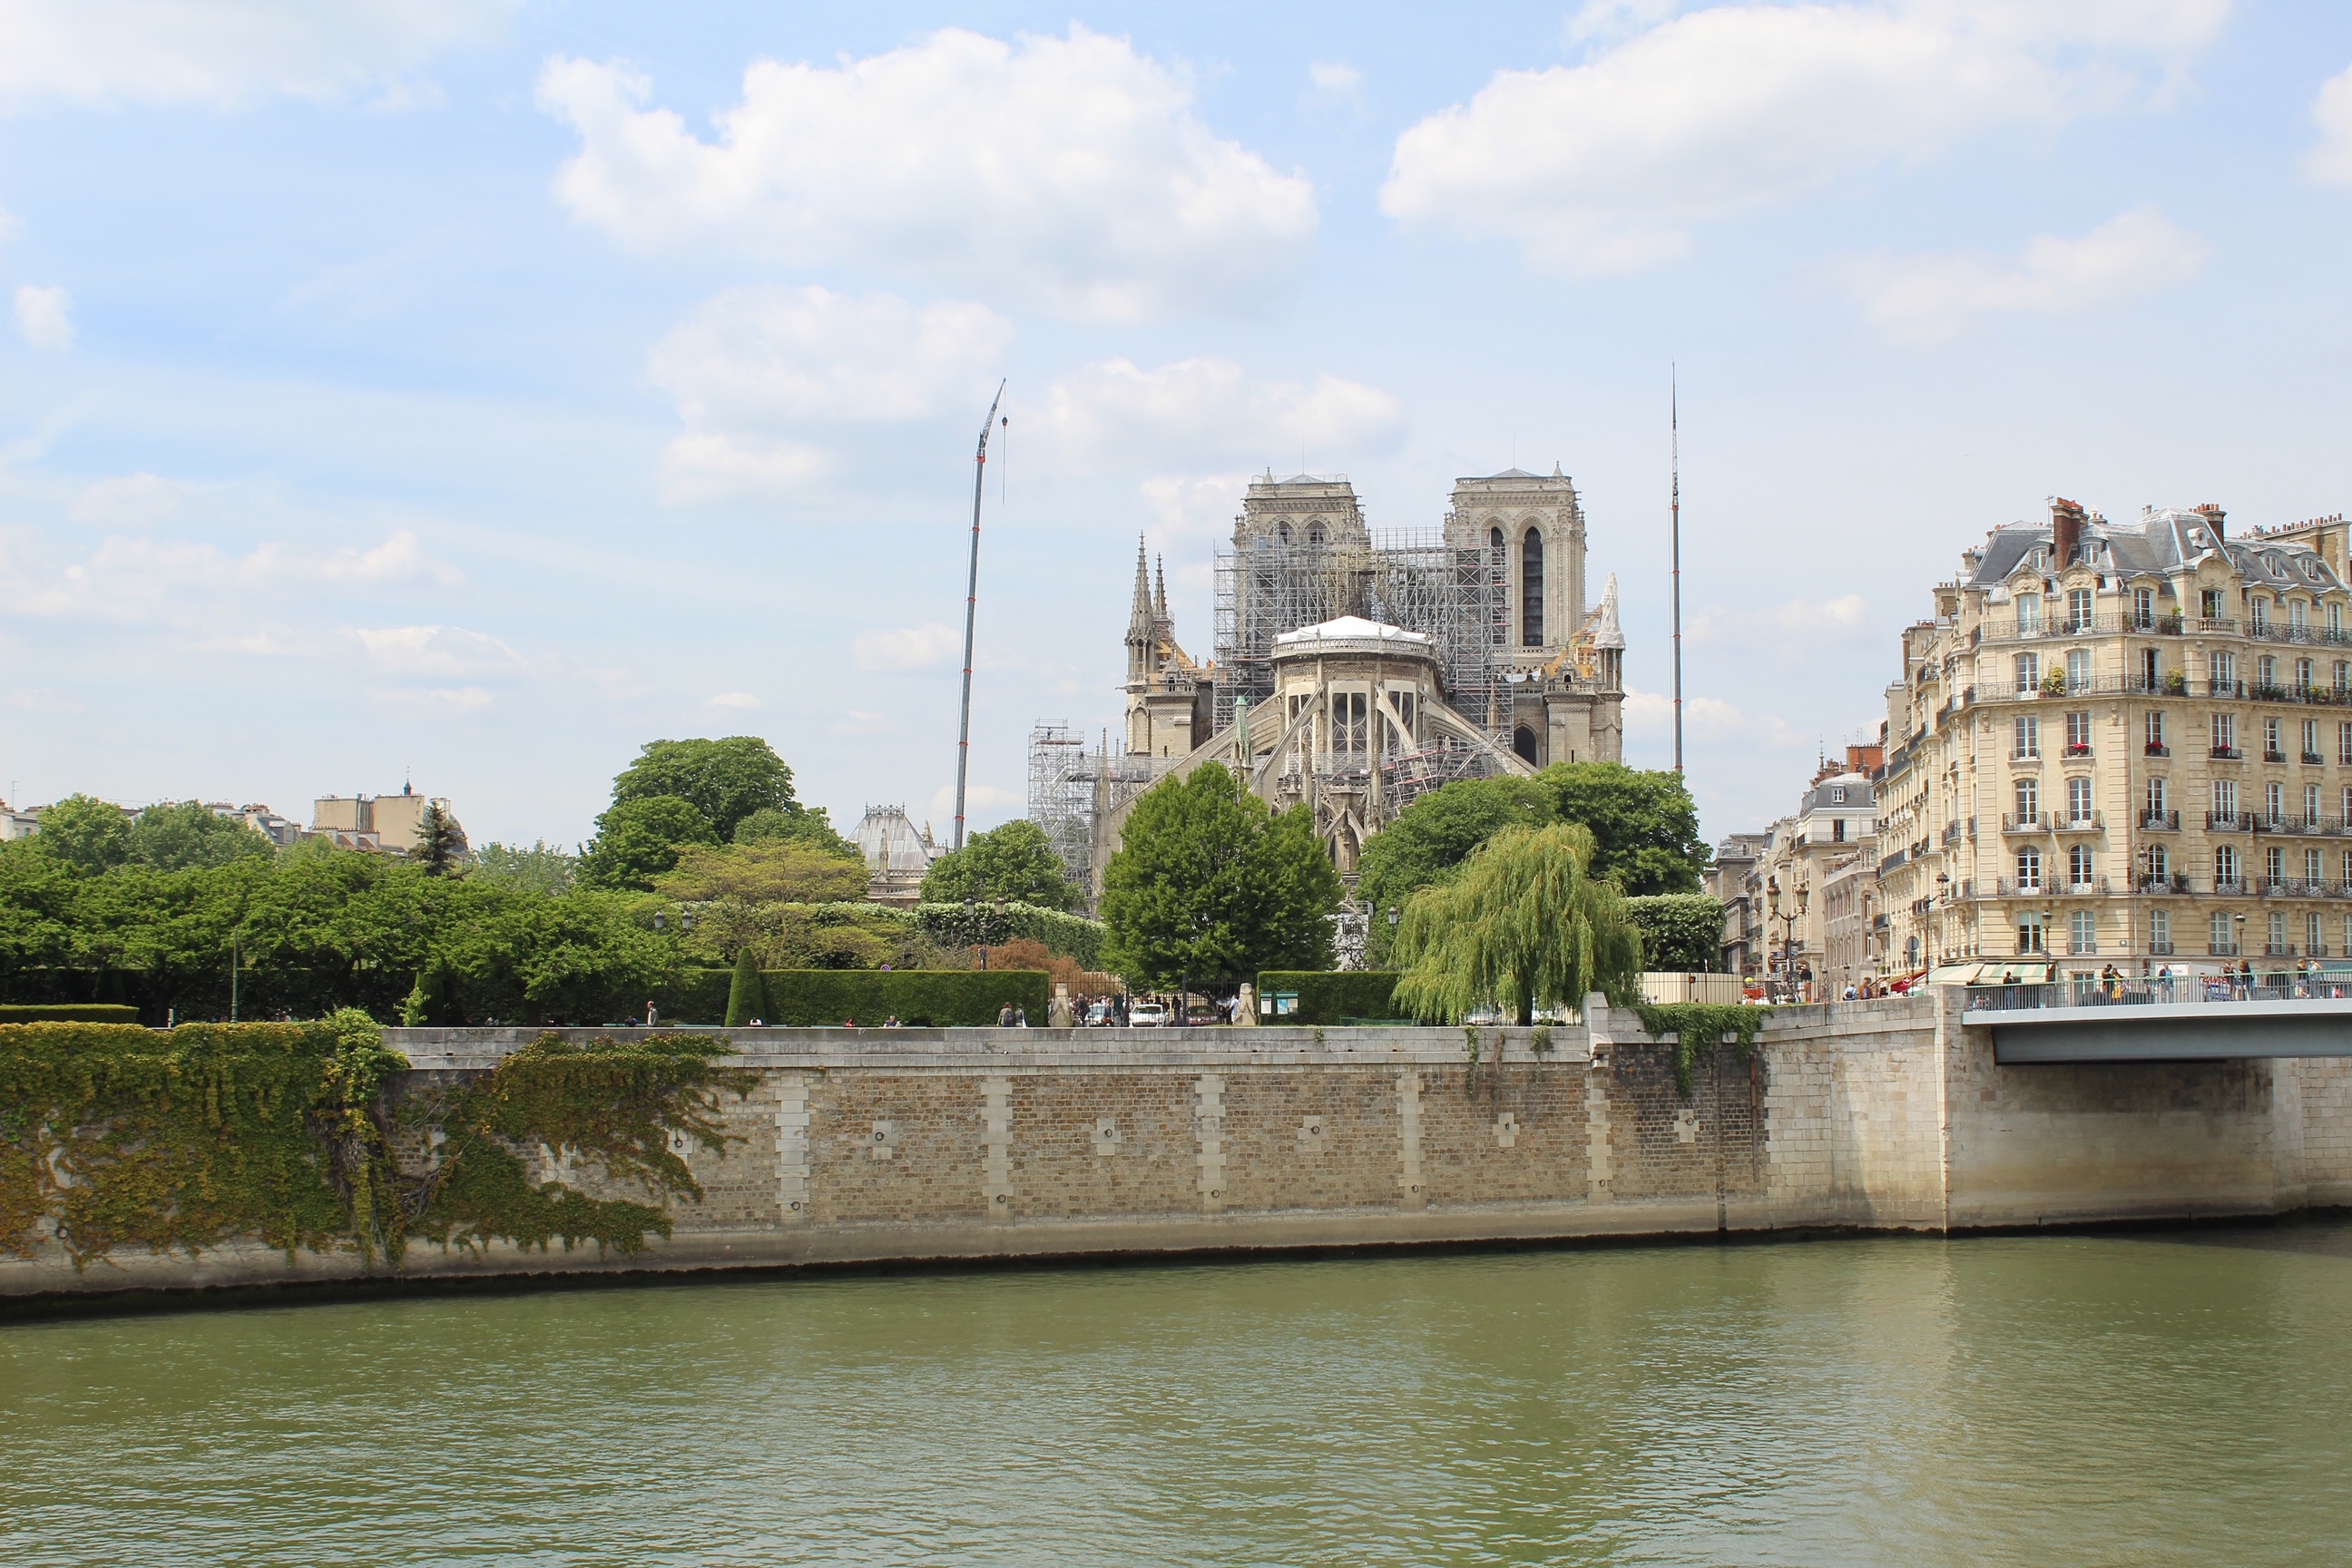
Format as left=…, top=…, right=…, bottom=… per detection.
left=998, top=1001, right=1015, bottom=1027
left=1014, top=1004, right=1029, bottom=1027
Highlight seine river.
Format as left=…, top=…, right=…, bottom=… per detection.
left=4, top=1225, right=2348, bottom=1565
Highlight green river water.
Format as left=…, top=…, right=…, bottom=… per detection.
left=4, top=1224, right=2349, bottom=1566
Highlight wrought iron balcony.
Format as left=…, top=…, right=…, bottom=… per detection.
left=2210, top=746, right=2243, bottom=760
left=2001, top=813, right=2050, bottom=834
left=2137, top=874, right=2191, bottom=894
left=2206, top=811, right=2252, bottom=831
left=2055, top=812, right=2102, bottom=832
left=2140, top=809, right=2180, bottom=830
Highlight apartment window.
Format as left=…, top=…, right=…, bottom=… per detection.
left=2343, top=913, right=2351, bottom=956
left=2214, top=779, right=2239, bottom=818
left=2068, top=587, right=2092, bottom=631
left=2068, top=845, right=2096, bottom=887
left=2293, top=599, right=2309, bottom=633
left=2014, top=715, right=2040, bottom=758
left=2309, top=913, right=2324, bottom=956
left=1832, top=818, right=1847, bottom=843
left=2015, top=652, right=2041, bottom=691
left=2268, top=845, right=2286, bottom=884
left=2017, top=594, right=2042, bottom=633
left=2068, top=909, right=2097, bottom=955
left=2147, top=844, right=2171, bottom=880
left=2271, top=910, right=2288, bottom=954
left=2067, top=777, right=2094, bottom=822
left=2065, top=710, right=2092, bottom=752
left=2309, top=783, right=2324, bottom=824
left=2016, top=846, right=2043, bottom=891
left=2308, top=848, right=2325, bottom=883
left=2145, top=711, right=2166, bottom=751
left=2210, top=651, right=2236, bottom=689
left=2014, top=779, right=2040, bottom=820
left=2216, top=845, right=2240, bottom=885
left=2337, top=661, right=2350, bottom=693
left=2265, top=717, right=2283, bottom=757
left=2306, top=719, right=2323, bottom=759
left=2299, top=658, right=2317, bottom=690
left=1829, top=786, right=1847, bottom=803
left=2146, top=777, right=2169, bottom=816
left=2335, top=603, right=2347, bottom=636
left=2343, top=849, right=2352, bottom=883
left=2141, top=648, right=2161, bottom=689
left=2202, top=588, right=2223, bottom=619
left=2252, top=597, right=2270, bottom=633
left=2132, top=586, right=2155, bottom=628
left=2340, top=720, right=2352, bottom=765
left=2066, top=649, right=2091, bottom=691
left=2018, top=915, right=2046, bottom=956
left=2259, top=654, right=2278, bottom=688
left=2151, top=909, right=2171, bottom=951
left=2212, top=713, right=2237, bottom=752
left=2267, top=781, right=2286, bottom=820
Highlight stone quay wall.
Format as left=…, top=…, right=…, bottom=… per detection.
left=5, top=992, right=2349, bottom=1300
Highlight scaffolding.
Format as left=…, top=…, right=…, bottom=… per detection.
left=1026, top=723, right=1172, bottom=906
left=1213, top=529, right=1508, bottom=740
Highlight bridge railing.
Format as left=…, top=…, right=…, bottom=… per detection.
left=1965, top=972, right=2352, bottom=1013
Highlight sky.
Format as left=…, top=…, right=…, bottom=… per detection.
left=3, top=0, right=2350, bottom=853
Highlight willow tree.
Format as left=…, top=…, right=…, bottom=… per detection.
left=1390, top=822, right=1643, bottom=1024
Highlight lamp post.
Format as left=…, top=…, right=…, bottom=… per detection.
left=1936, top=871, right=1953, bottom=963
left=1767, top=877, right=1808, bottom=1001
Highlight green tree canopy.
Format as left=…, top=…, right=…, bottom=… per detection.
left=921, top=818, right=1080, bottom=911
left=1624, top=894, right=1729, bottom=973
left=1098, top=764, right=1341, bottom=990
left=128, top=801, right=273, bottom=872
left=610, top=737, right=799, bottom=842
left=1535, top=762, right=1711, bottom=895
left=1356, top=776, right=1550, bottom=918
left=1390, top=822, right=1643, bottom=1025
left=576, top=796, right=718, bottom=891
left=652, top=840, right=869, bottom=905
left=470, top=840, right=577, bottom=896
left=34, top=794, right=134, bottom=875
left=734, top=804, right=858, bottom=859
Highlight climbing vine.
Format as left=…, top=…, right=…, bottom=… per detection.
left=0, top=1017, right=750, bottom=1272
left=1630, top=1003, right=1772, bottom=1099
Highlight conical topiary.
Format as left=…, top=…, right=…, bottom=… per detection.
left=725, top=947, right=768, bottom=1027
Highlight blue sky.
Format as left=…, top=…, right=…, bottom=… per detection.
left=4, top=0, right=2349, bottom=851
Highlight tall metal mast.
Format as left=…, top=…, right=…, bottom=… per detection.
left=1671, top=366, right=1683, bottom=774
left=953, top=380, right=1006, bottom=851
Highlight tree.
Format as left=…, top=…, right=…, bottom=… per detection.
left=1537, top=761, right=1710, bottom=895
left=609, top=737, right=799, bottom=843
left=576, top=797, right=717, bottom=891
left=128, top=801, right=273, bottom=872
left=470, top=840, right=577, bottom=896
left=1356, top=776, right=1550, bottom=919
left=921, top=818, right=1080, bottom=911
left=652, top=840, right=868, bottom=905
left=724, top=948, right=768, bottom=1026
left=1099, top=764, right=1342, bottom=991
left=734, top=805, right=858, bottom=859
left=409, top=800, right=469, bottom=877
left=34, top=793, right=133, bottom=875
left=1625, top=894, right=1729, bottom=973
left=1391, top=823, right=1642, bottom=1025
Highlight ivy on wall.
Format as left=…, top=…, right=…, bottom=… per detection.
left=0, top=1016, right=748, bottom=1271
left=1629, top=1003, right=1771, bottom=1098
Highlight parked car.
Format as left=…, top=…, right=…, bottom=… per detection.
left=1127, top=1002, right=1169, bottom=1027
left=1084, top=1001, right=1113, bottom=1026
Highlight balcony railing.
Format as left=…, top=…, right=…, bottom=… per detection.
left=2210, top=746, right=2243, bottom=760
left=2207, top=811, right=2252, bottom=830
left=2258, top=816, right=2326, bottom=836
left=2145, top=742, right=2171, bottom=757
left=2148, top=940, right=2178, bottom=955
left=2002, top=812, right=2050, bottom=834
left=2064, top=742, right=2093, bottom=758
left=2140, top=809, right=2180, bottom=830
left=2213, top=878, right=2252, bottom=896
left=2306, top=751, right=2327, bottom=765
left=2138, top=874, right=2191, bottom=894
left=1965, top=966, right=2352, bottom=1016
left=2265, top=750, right=2288, bottom=762
left=2055, top=812, right=2102, bottom=832
left=1989, top=877, right=2110, bottom=897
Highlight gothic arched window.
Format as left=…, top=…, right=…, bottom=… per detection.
left=1489, top=525, right=1504, bottom=551
left=1514, top=725, right=1539, bottom=765
left=1308, top=524, right=1326, bottom=546
left=1276, top=523, right=1292, bottom=545
left=1522, top=526, right=1544, bottom=646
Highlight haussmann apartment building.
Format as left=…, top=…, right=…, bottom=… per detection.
left=1877, top=498, right=2352, bottom=977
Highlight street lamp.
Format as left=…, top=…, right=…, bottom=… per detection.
left=1766, top=878, right=1808, bottom=1001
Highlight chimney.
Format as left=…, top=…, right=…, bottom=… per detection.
left=2050, top=497, right=2086, bottom=568
left=2194, top=503, right=2226, bottom=542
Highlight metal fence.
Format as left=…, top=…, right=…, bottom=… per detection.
left=1965, top=970, right=2352, bottom=1013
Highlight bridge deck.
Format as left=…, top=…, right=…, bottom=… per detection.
left=1970, top=993, right=2352, bottom=1063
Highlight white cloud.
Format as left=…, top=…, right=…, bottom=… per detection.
left=1692, top=592, right=1875, bottom=644
left=1625, top=688, right=1809, bottom=751
left=829, top=710, right=897, bottom=737
left=2, top=527, right=461, bottom=622
left=15, top=284, right=73, bottom=350
left=351, top=623, right=522, bottom=678
left=1565, top=0, right=1680, bottom=48
left=376, top=685, right=494, bottom=710
left=1382, top=1, right=2230, bottom=274
left=706, top=691, right=761, bottom=710
left=1307, top=61, right=1362, bottom=94
left=854, top=622, right=962, bottom=671
left=656, top=433, right=827, bottom=506
left=0, top=0, right=516, bottom=111
left=536, top=26, right=1318, bottom=320
left=1839, top=205, right=2207, bottom=342
left=1037, top=358, right=1405, bottom=470
left=650, top=286, right=1010, bottom=427
left=68, top=472, right=222, bottom=526
left=2308, top=63, right=2352, bottom=187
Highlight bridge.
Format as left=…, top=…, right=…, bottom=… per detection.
left=1965, top=975, right=2352, bottom=1063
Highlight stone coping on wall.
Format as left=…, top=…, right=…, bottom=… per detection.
left=384, top=1024, right=1594, bottom=1073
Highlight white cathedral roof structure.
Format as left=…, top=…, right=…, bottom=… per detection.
left=1588, top=573, right=1625, bottom=650
left=1271, top=615, right=1436, bottom=656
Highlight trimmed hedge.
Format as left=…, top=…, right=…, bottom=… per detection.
left=914, top=902, right=1104, bottom=967
left=756, top=969, right=1051, bottom=1027
left=0, top=1003, right=142, bottom=1024
left=1255, top=971, right=1405, bottom=1025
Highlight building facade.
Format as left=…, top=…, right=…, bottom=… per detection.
left=1744, top=755, right=1879, bottom=997
left=1879, top=502, right=2352, bottom=975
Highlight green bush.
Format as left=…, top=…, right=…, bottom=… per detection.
left=0, top=1003, right=142, bottom=1024
left=724, top=950, right=767, bottom=1026
left=760, top=969, right=1050, bottom=1026
left=1255, top=971, right=1404, bottom=1025
left=1624, top=894, right=1728, bottom=973
left=913, top=902, right=1103, bottom=967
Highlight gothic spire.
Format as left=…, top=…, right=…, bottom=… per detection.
left=1128, top=534, right=1152, bottom=634
left=1154, top=554, right=1169, bottom=622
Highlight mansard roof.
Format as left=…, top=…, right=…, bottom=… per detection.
left=1963, top=507, right=2345, bottom=594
